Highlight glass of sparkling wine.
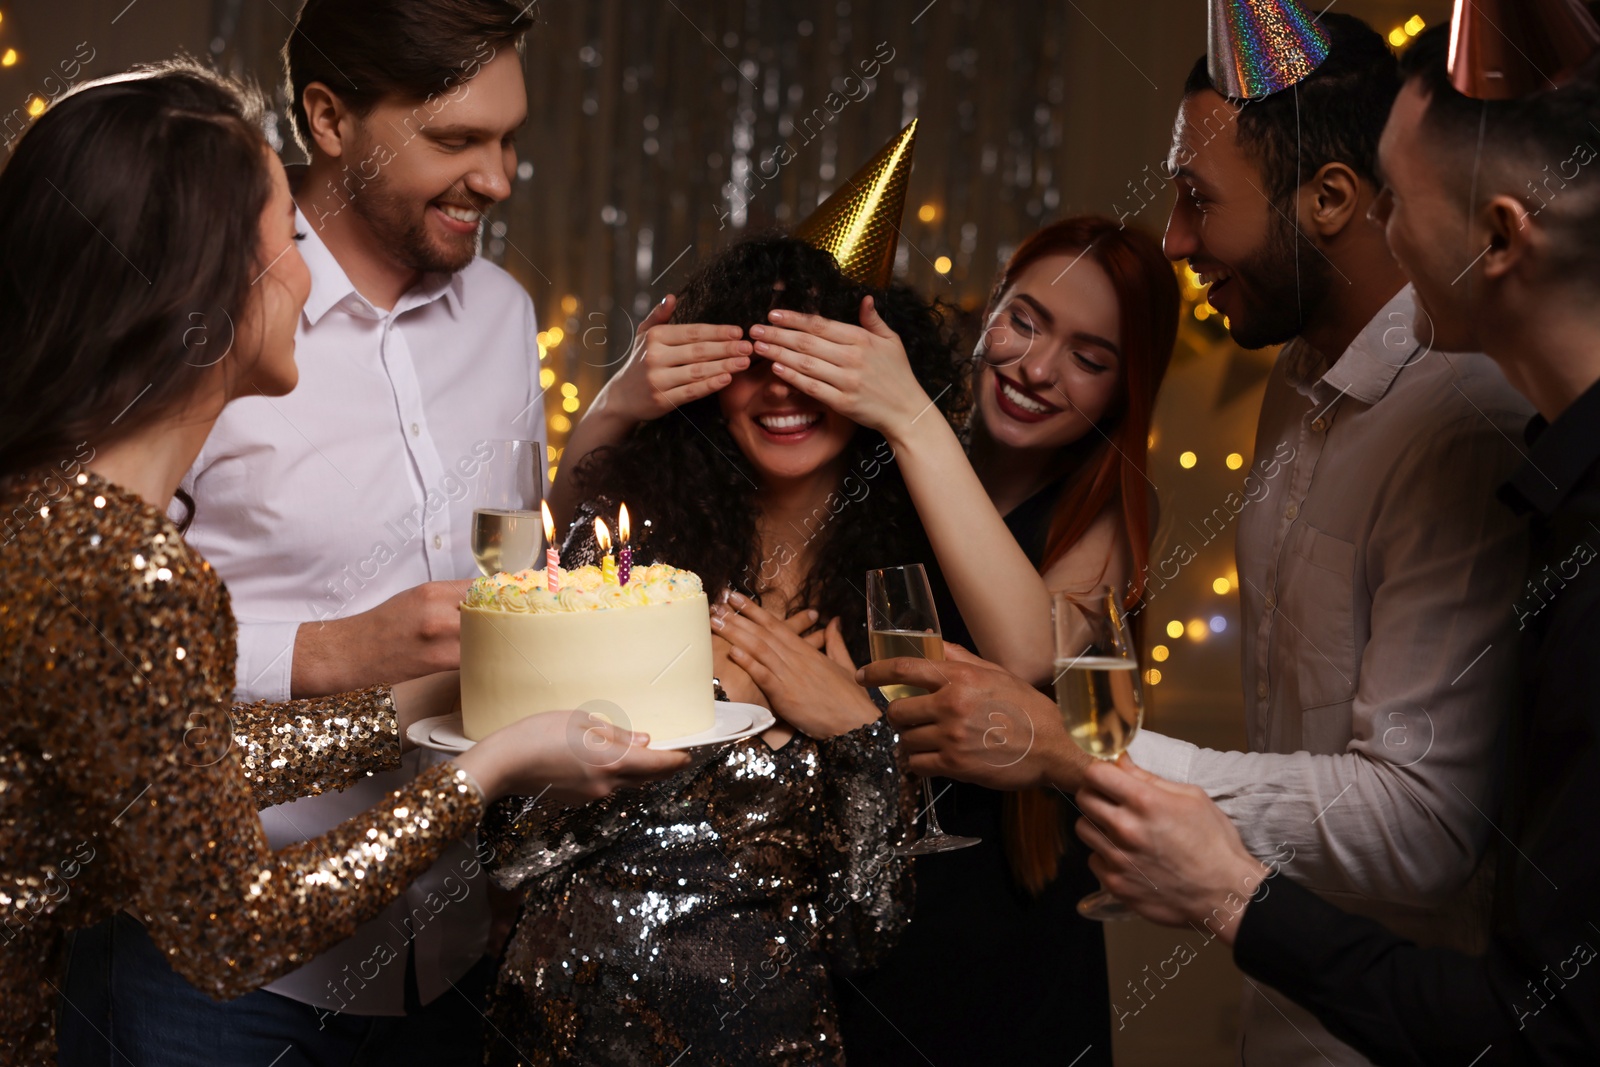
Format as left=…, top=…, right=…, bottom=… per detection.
left=1054, top=586, right=1145, bottom=920
left=867, top=564, right=981, bottom=856
left=470, top=439, right=544, bottom=577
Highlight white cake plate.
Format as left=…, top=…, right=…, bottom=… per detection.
left=407, top=701, right=775, bottom=755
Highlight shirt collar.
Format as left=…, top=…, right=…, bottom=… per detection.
left=293, top=205, right=466, bottom=328
left=1499, top=375, right=1600, bottom=517
left=1282, top=285, right=1418, bottom=405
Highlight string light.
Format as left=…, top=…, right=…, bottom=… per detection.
left=560, top=294, right=579, bottom=315
left=539, top=367, right=556, bottom=389
left=561, top=396, right=580, bottom=413
left=917, top=203, right=938, bottom=222
left=1186, top=618, right=1208, bottom=641
left=26, top=96, right=45, bottom=117
left=1179, top=451, right=1197, bottom=469
left=1, top=49, right=17, bottom=67
left=1151, top=644, right=1170, bottom=662
left=1388, top=16, right=1424, bottom=50
left=1212, top=576, right=1231, bottom=594
left=1166, top=620, right=1184, bottom=639
left=1144, top=668, right=1162, bottom=686
left=1226, top=452, right=1244, bottom=469
left=550, top=413, right=572, bottom=434
left=933, top=255, right=952, bottom=274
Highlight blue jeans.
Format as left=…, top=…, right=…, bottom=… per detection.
left=58, top=913, right=498, bottom=1067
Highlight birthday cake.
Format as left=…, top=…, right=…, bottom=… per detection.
left=458, top=562, right=716, bottom=743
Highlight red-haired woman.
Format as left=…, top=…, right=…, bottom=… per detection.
left=747, top=215, right=1178, bottom=1065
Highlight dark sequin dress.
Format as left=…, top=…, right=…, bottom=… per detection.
left=479, top=513, right=912, bottom=1066
left=0, top=469, right=484, bottom=1063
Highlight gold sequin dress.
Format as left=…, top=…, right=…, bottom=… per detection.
left=0, top=469, right=484, bottom=1063
left=479, top=516, right=912, bottom=1066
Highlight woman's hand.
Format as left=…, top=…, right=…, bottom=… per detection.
left=710, top=605, right=829, bottom=708
left=748, top=296, right=932, bottom=442
left=595, top=294, right=752, bottom=423
left=454, top=709, right=690, bottom=807
left=710, top=592, right=878, bottom=739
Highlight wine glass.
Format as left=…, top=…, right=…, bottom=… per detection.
left=470, top=439, right=544, bottom=577
left=867, top=564, right=981, bottom=856
left=1054, top=585, right=1145, bottom=920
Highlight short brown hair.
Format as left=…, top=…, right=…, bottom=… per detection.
left=283, top=0, right=532, bottom=152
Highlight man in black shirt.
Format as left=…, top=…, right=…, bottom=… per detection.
left=1072, top=20, right=1600, bottom=1067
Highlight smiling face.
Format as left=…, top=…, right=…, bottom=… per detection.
left=718, top=356, right=858, bottom=488
left=1163, top=89, right=1331, bottom=350
left=1370, top=80, right=1478, bottom=353
left=975, top=252, right=1124, bottom=453
left=340, top=46, right=527, bottom=275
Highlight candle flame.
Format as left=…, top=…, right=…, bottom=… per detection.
left=618, top=503, right=630, bottom=543
left=594, top=516, right=612, bottom=553
left=541, top=499, right=555, bottom=542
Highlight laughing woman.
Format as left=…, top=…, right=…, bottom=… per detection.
left=755, top=216, right=1179, bottom=1065
left=479, top=234, right=966, bottom=1066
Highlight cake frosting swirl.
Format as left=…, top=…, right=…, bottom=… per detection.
left=466, top=562, right=704, bottom=614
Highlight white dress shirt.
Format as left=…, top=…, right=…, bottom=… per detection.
left=1129, top=288, right=1532, bottom=1065
left=177, top=207, right=545, bottom=1014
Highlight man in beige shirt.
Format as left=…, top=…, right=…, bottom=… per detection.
left=864, top=13, right=1530, bottom=1066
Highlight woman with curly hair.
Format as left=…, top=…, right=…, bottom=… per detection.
left=479, top=234, right=964, bottom=1065
left=557, top=216, right=1180, bottom=1064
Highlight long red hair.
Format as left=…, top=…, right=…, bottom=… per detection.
left=980, top=217, right=1179, bottom=895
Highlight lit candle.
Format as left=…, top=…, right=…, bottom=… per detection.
left=541, top=500, right=560, bottom=593
left=595, top=516, right=618, bottom=585
left=618, top=503, right=632, bottom=585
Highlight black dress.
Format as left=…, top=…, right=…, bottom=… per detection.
left=837, top=477, right=1113, bottom=1066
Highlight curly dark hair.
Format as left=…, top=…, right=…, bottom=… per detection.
left=568, top=234, right=968, bottom=663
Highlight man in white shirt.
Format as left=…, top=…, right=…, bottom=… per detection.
left=70, top=3, right=543, bottom=1063
left=862, top=13, right=1531, bottom=1067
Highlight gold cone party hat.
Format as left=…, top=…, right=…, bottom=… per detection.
left=1207, top=0, right=1331, bottom=100
left=1448, top=0, right=1600, bottom=100
left=793, top=119, right=917, bottom=288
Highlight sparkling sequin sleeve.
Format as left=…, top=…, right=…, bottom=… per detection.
left=230, top=686, right=402, bottom=810
left=811, top=717, right=913, bottom=973
left=110, top=570, right=485, bottom=1000
left=125, top=750, right=484, bottom=1001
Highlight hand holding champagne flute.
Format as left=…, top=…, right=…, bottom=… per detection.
left=1054, top=586, right=1145, bottom=918
left=471, top=439, right=544, bottom=577
left=867, top=564, right=980, bottom=856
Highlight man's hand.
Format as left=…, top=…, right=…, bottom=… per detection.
left=858, top=643, right=1090, bottom=792
left=292, top=579, right=474, bottom=697
left=1073, top=757, right=1277, bottom=945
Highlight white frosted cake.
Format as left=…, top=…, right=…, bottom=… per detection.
left=459, top=562, right=716, bottom=743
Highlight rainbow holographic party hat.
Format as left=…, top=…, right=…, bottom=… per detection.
left=1207, top=0, right=1332, bottom=99
left=1448, top=0, right=1600, bottom=100
left=793, top=119, right=917, bottom=288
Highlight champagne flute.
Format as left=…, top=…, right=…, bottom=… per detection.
left=867, top=564, right=981, bottom=856
left=470, top=439, right=544, bottom=577
left=1054, top=586, right=1145, bottom=920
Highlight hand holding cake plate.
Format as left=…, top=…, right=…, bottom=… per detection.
left=431, top=547, right=774, bottom=755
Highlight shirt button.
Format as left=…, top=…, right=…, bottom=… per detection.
left=433, top=535, right=443, bottom=549
left=410, top=422, right=421, bottom=437
left=1312, top=417, right=1328, bottom=432
left=1257, top=680, right=1269, bottom=699
left=1285, top=503, right=1299, bottom=520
